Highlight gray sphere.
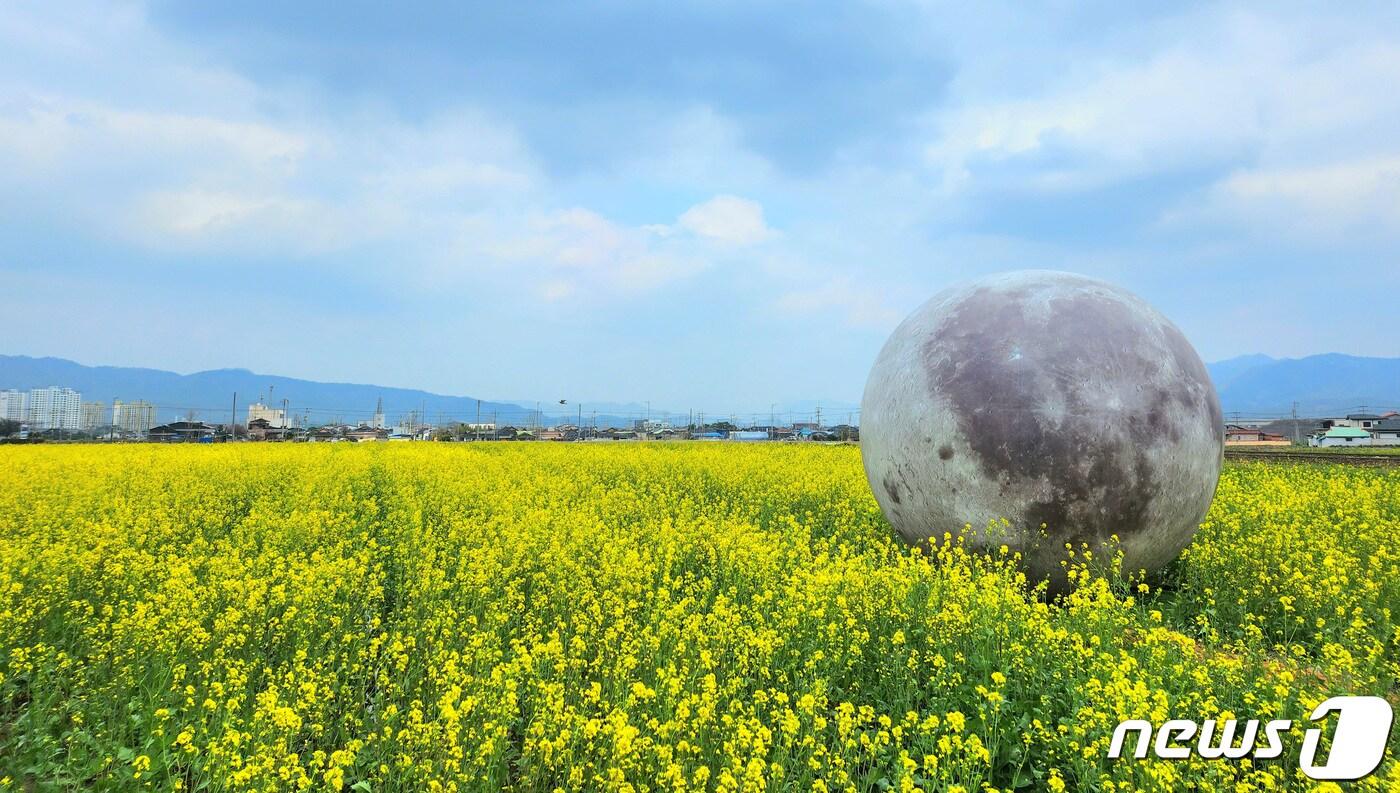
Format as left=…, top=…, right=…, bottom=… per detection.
left=861, top=271, right=1222, bottom=584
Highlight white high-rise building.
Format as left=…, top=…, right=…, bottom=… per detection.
left=247, top=401, right=287, bottom=428
left=113, top=400, right=156, bottom=433
left=27, top=386, right=81, bottom=431
left=81, top=401, right=108, bottom=432
left=0, top=389, right=27, bottom=422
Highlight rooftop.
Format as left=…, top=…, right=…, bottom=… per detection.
left=1323, top=427, right=1371, bottom=438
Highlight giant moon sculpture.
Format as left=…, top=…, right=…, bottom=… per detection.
left=861, top=271, right=1223, bottom=585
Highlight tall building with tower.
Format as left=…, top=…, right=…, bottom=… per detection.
left=27, top=386, right=81, bottom=431
left=372, top=397, right=386, bottom=429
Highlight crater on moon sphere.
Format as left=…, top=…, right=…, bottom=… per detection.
left=860, top=271, right=1223, bottom=587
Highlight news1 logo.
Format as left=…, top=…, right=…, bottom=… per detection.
left=1107, top=696, right=1394, bottom=780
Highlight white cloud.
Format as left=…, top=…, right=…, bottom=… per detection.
left=1175, top=155, right=1400, bottom=238
left=126, top=188, right=369, bottom=256
left=677, top=195, right=773, bottom=245
left=484, top=208, right=706, bottom=295
left=929, top=49, right=1266, bottom=179
left=618, top=106, right=777, bottom=189
left=539, top=279, right=574, bottom=302
left=0, top=89, right=548, bottom=251
left=775, top=278, right=901, bottom=330
left=0, top=95, right=308, bottom=173
left=0, top=8, right=746, bottom=301
left=924, top=13, right=1400, bottom=198
left=1223, top=157, right=1400, bottom=212
left=138, top=189, right=313, bottom=236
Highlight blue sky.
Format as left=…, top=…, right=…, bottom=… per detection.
left=2, top=1, right=1398, bottom=412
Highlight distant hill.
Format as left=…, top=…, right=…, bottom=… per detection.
left=0, top=355, right=542, bottom=427
left=1207, top=353, right=1400, bottom=416
left=1204, top=354, right=1276, bottom=391
left=0, top=355, right=862, bottom=430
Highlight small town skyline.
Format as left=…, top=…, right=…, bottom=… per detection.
left=6, top=380, right=1398, bottom=449
left=0, top=381, right=860, bottom=438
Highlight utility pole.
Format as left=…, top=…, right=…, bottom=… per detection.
left=231, top=392, right=238, bottom=441
left=476, top=399, right=481, bottom=442
left=1291, top=401, right=1299, bottom=445
left=815, top=404, right=822, bottom=428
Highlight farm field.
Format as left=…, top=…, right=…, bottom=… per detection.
left=1, top=444, right=1398, bottom=791
left=1226, top=446, right=1400, bottom=457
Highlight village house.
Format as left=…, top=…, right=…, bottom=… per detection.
left=1223, top=424, right=1289, bottom=445
left=248, top=417, right=297, bottom=441
left=1369, top=418, right=1400, bottom=446
left=1310, top=426, right=1373, bottom=447
left=1325, top=413, right=1383, bottom=430
left=147, top=421, right=216, bottom=442
left=346, top=426, right=389, bottom=442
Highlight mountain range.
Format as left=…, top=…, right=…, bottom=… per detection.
left=2, top=352, right=1396, bottom=427
left=1204, top=353, right=1400, bottom=417
left=0, top=355, right=850, bottom=428
left=0, top=355, right=536, bottom=428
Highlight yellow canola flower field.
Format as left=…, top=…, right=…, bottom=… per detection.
left=0, top=443, right=1397, bottom=791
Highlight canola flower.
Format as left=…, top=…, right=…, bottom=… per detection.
left=0, top=443, right=1397, bottom=791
